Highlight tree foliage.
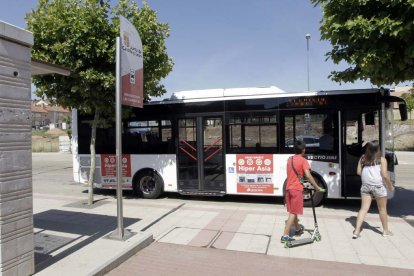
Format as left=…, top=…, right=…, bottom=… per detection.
left=402, top=91, right=414, bottom=119
left=311, top=0, right=414, bottom=86
left=26, top=0, right=173, bottom=204
left=26, top=0, right=173, bottom=113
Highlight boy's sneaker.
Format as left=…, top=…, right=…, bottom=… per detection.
left=295, top=225, right=304, bottom=236
left=280, top=235, right=295, bottom=243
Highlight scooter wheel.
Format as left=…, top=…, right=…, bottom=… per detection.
left=315, top=235, right=322, bottom=242
left=284, top=242, right=290, bottom=248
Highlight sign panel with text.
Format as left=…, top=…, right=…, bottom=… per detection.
left=120, top=16, right=143, bottom=108
left=236, top=154, right=274, bottom=194
left=101, top=154, right=131, bottom=187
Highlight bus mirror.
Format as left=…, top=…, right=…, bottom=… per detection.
left=365, top=112, right=375, bottom=125
left=399, top=103, right=408, bottom=121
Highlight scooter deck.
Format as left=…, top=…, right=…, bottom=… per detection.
left=285, top=237, right=313, bottom=248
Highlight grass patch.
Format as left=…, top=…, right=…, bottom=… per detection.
left=32, top=129, right=54, bottom=138
left=402, top=119, right=414, bottom=125
left=32, top=128, right=69, bottom=152
left=32, top=139, right=59, bottom=152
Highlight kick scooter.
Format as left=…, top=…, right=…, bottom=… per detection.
left=285, top=182, right=322, bottom=248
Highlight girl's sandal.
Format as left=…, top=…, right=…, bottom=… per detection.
left=382, top=231, right=394, bottom=237
left=352, top=231, right=361, bottom=239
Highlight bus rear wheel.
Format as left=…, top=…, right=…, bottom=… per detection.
left=282, top=175, right=326, bottom=207
left=135, top=171, right=163, bottom=199
left=303, top=176, right=326, bottom=207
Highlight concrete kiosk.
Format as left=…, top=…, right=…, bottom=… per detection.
left=0, top=21, right=35, bottom=275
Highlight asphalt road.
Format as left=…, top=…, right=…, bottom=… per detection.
left=32, top=153, right=85, bottom=196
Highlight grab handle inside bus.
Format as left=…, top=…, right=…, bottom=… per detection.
left=380, top=95, right=408, bottom=122
left=399, top=103, right=408, bottom=121
left=364, top=112, right=375, bottom=125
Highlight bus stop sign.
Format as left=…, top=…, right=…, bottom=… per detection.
left=120, top=16, right=143, bottom=108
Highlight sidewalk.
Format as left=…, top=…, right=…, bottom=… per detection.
left=31, top=152, right=414, bottom=275
left=33, top=191, right=414, bottom=275
left=107, top=242, right=414, bottom=276
left=33, top=193, right=156, bottom=275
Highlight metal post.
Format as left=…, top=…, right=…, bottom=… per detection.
left=115, top=36, right=124, bottom=239
left=306, top=34, right=311, bottom=91
left=380, top=102, right=386, bottom=157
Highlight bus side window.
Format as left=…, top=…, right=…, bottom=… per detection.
left=124, top=132, right=139, bottom=154
left=226, top=113, right=277, bottom=154
left=283, top=113, right=336, bottom=153
left=319, top=117, right=334, bottom=152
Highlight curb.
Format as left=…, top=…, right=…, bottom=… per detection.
left=91, top=232, right=154, bottom=276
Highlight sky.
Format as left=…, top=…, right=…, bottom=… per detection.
left=0, top=0, right=406, bottom=98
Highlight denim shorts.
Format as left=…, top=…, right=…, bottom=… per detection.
left=361, top=184, right=387, bottom=198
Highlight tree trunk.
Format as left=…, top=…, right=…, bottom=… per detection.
left=87, top=108, right=99, bottom=205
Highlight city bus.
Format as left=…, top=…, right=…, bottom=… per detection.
left=71, top=86, right=407, bottom=206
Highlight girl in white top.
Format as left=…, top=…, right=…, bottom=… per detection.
left=353, top=141, right=395, bottom=239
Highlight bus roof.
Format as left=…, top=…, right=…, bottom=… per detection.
left=148, top=86, right=382, bottom=104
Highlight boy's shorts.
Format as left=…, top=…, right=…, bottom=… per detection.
left=286, top=189, right=303, bottom=215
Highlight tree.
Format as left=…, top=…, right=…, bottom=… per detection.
left=402, top=92, right=414, bottom=119
left=26, top=0, right=173, bottom=205
left=311, top=0, right=414, bottom=86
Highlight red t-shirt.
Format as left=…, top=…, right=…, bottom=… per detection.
left=286, top=155, right=311, bottom=191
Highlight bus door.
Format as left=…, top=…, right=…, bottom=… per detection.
left=177, top=116, right=225, bottom=193
left=342, top=110, right=379, bottom=197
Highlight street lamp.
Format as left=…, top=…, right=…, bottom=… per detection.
left=305, top=33, right=311, bottom=91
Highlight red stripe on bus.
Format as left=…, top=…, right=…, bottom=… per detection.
left=204, top=136, right=222, bottom=153
left=204, top=146, right=222, bottom=161
left=179, top=147, right=197, bottom=161
left=181, top=140, right=196, bottom=151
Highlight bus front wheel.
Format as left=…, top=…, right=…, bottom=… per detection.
left=134, top=170, right=163, bottom=199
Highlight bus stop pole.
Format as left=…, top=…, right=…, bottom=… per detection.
left=115, top=36, right=124, bottom=239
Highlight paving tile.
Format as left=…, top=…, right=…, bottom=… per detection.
left=238, top=214, right=273, bottom=234
left=226, top=233, right=269, bottom=254
left=158, top=227, right=200, bottom=245
left=358, top=255, right=386, bottom=266
left=334, top=253, right=361, bottom=264
left=309, top=252, right=335, bottom=262
left=383, top=257, right=414, bottom=269
left=285, top=242, right=313, bottom=259
left=211, top=231, right=235, bottom=250
left=188, top=229, right=219, bottom=247
left=267, top=239, right=291, bottom=257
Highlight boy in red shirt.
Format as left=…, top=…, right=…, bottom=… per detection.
left=281, top=140, right=325, bottom=243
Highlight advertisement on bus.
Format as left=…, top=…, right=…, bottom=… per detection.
left=236, top=154, right=274, bottom=194
left=100, top=154, right=131, bottom=187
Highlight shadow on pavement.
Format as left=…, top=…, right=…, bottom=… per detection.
left=387, top=186, right=414, bottom=218
left=33, top=210, right=140, bottom=273
left=90, top=184, right=413, bottom=220
left=344, top=216, right=382, bottom=235
left=92, top=188, right=285, bottom=204
left=323, top=186, right=414, bottom=231
left=85, top=188, right=136, bottom=199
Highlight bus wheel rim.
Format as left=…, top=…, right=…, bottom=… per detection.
left=140, top=176, right=155, bottom=194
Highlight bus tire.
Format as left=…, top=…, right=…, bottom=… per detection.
left=282, top=174, right=326, bottom=207
left=303, top=173, right=326, bottom=207
left=134, top=170, right=163, bottom=199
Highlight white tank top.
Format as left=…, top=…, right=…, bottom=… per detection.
left=361, top=162, right=383, bottom=186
